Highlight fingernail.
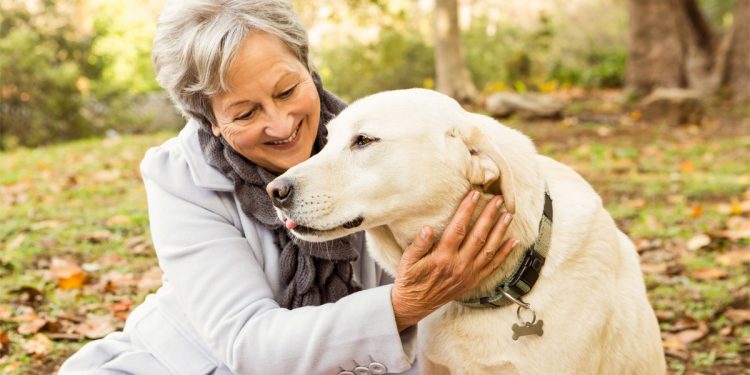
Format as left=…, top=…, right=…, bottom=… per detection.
left=420, top=226, right=429, bottom=240
left=512, top=239, right=520, bottom=247
left=495, top=196, right=504, bottom=208
left=503, top=213, right=513, bottom=224
left=472, top=191, right=480, bottom=203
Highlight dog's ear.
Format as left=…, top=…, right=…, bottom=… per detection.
left=448, top=126, right=516, bottom=214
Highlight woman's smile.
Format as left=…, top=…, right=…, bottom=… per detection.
left=266, top=119, right=303, bottom=149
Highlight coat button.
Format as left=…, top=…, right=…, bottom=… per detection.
left=353, top=366, right=370, bottom=375
left=337, top=372, right=355, bottom=375
left=369, top=362, right=387, bottom=374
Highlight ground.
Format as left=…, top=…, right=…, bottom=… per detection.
left=0, top=90, right=748, bottom=374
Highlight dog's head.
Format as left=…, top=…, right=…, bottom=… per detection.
left=267, top=89, right=533, bottom=245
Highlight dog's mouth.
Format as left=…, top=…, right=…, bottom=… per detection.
left=284, top=216, right=364, bottom=237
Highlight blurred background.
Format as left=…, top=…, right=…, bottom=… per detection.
left=1, top=0, right=746, bottom=149
left=0, top=0, right=748, bottom=374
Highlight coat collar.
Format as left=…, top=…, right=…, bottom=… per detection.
left=179, top=120, right=234, bottom=192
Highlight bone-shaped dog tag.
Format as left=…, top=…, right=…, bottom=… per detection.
left=511, top=320, right=544, bottom=340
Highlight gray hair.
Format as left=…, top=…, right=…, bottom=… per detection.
left=152, top=0, right=311, bottom=127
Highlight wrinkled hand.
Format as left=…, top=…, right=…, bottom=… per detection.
left=391, top=191, right=517, bottom=331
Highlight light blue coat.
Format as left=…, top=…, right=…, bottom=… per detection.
left=59, top=120, right=417, bottom=375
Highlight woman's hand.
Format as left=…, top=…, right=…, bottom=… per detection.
left=391, top=190, right=517, bottom=331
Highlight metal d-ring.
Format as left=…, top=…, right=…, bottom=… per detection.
left=516, top=305, right=537, bottom=325
left=497, top=287, right=531, bottom=310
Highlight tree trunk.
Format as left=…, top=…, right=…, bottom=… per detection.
left=434, top=0, right=478, bottom=104
left=625, top=0, right=686, bottom=96
left=725, top=0, right=750, bottom=101
left=626, top=0, right=750, bottom=102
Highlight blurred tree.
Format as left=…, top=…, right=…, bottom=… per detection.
left=626, top=0, right=749, bottom=101
left=434, top=0, right=478, bottom=104
left=0, top=0, right=100, bottom=149
left=0, top=0, right=174, bottom=149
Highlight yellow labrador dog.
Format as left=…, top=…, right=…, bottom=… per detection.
left=267, top=89, right=665, bottom=374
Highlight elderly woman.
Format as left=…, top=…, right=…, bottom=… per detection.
left=60, top=1, right=516, bottom=374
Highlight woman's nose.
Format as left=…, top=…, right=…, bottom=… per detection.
left=264, top=108, right=295, bottom=139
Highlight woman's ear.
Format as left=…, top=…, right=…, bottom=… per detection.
left=449, top=125, right=517, bottom=214
left=211, top=123, right=222, bottom=137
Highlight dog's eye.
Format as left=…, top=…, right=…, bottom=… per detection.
left=352, top=134, right=379, bottom=148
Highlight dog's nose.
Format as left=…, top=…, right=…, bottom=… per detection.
left=267, top=178, right=294, bottom=208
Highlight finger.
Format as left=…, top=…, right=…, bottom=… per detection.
left=459, top=195, right=504, bottom=260
left=438, top=190, right=481, bottom=252
left=479, top=238, right=518, bottom=279
left=478, top=211, right=514, bottom=261
left=400, top=226, right=435, bottom=268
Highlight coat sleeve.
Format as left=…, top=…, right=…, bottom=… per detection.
left=140, top=144, right=417, bottom=374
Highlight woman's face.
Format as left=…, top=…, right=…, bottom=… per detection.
left=210, top=32, right=320, bottom=174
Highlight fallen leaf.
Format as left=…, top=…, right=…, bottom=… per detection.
left=99, top=271, right=136, bottom=293
left=686, top=233, right=711, bottom=251
left=50, top=258, right=86, bottom=290
left=628, top=198, right=648, bottom=209
left=0, top=330, right=9, bottom=356
left=717, top=199, right=750, bottom=215
left=105, top=215, right=131, bottom=227
left=727, top=216, right=750, bottom=230
left=17, top=316, right=46, bottom=335
left=75, top=314, right=116, bottom=339
left=21, top=333, right=52, bottom=356
left=634, top=238, right=664, bottom=253
left=667, top=316, right=700, bottom=332
left=125, top=236, right=152, bottom=255
left=716, top=249, right=750, bottom=267
left=77, top=230, right=112, bottom=243
left=672, top=319, right=709, bottom=345
left=711, top=229, right=750, bottom=242
left=689, top=267, right=728, bottom=280
left=655, top=310, right=675, bottom=322
left=111, top=299, right=133, bottom=321
left=640, top=262, right=667, bottom=275
left=137, top=267, right=163, bottom=292
left=596, top=126, right=612, bottom=137
left=661, top=333, right=689, bottom=360
left=679, top=160, right=696, bottom=173
left=725, top=309, right=750, bottom=325
left=0, top=306, right=10, bottom=321
left=29, top=220, right=61, bottom=231
left=82, top=263, right=101, bottom=272
left=718, top=326, right=732, bottom=336
left=690, top=204, right=703, bottom=219
left=93, top=170, right=122, bottom=183
left=99, top=253, right=124, bottom=266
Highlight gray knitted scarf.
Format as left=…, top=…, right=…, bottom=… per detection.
left=197, top=74, right=362, bottom=308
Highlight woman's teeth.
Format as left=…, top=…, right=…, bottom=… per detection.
left=269, top=123, right=301, bottom=145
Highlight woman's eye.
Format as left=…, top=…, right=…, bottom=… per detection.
left=277, top=85, right=297, bottom=99
left=352, top=134, right=378, bottom=148
left=236, top=108, right=257, bottom=121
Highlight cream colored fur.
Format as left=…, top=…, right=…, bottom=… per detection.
left=272, top=89, right=665, bottom=374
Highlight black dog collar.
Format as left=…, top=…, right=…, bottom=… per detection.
left=459, top=188, right=553, bottom=308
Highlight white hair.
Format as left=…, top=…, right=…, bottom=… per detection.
left=152, top=0, right=311, bottom=127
